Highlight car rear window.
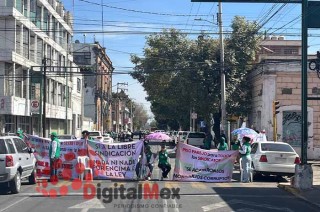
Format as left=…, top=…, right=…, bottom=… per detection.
left=183, top=132, right=188, bottom=136
left=261, top=143, right=295, bottom=152
left=90, top=132, right=100, bottom=136
left=0, top=139, right=7, bottom=154
left=58, top=136, right=71, bottom=139
left=188, top=133, right=205, bottom=138
left=6, top=139, right=16, bottom=153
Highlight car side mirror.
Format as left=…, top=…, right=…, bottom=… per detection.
left=183, top=136, right=186, bottom=140
left=28, top=148, right=35, bottom=153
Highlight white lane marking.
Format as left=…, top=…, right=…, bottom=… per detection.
left=163, top=199, right=169, bottom=212
left=202, top=199, right=294, bottom=212
left=69, top=198, right=105, bottom=212
left=202, top=202, right=229, bottom=211
left=0, top=197, right=29, bottom=212
left=171, top=198, right=180, bottom=212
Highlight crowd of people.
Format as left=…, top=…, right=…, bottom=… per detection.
left=15, top=128, right=258, bottom=183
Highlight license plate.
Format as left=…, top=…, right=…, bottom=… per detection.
left=275, top=157, right=286, bottom=163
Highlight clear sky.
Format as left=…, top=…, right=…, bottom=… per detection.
left=62, top=0, right=316, bottom=118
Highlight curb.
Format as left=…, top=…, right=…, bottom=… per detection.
left=278, top=184, right=320, bottom=209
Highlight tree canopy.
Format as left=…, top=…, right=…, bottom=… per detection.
left=130, top=16, right=261, bottom=131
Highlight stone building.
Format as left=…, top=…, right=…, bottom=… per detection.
left=249, top=36, right=320, bottom=159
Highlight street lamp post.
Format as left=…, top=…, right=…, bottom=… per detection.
left=218, top=2, right=227, bottom=136
left=195, top=3, right=226, bottom=136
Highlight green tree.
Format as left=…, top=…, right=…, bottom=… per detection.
left=130, top=17, right=261, bottom=131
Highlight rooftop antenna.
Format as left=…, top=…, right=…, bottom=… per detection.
left=101, top=0, right=105, bottom=47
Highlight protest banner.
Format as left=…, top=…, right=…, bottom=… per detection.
left=25, top=135, right=86, bottom=179
left=88, top=140, right=143, bottom=179
left=173, top=143, right=237, bottom=182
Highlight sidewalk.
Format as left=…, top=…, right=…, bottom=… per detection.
left=278, top=160, right=320, bottom=209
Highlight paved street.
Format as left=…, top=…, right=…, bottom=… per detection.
left=0, top=139, right=319, bottom=212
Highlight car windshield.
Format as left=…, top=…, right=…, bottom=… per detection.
left=0, top=139, right=7, bottom=154
left=261, top=143, right=295, bottom=152
left=90, top=132, right=101, bottom=136
left=58, top=135, right=72, bottom=139
left=188, top=133, right=205, bottom=138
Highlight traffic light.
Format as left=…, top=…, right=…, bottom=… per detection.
left=273, top=100, right=280, bottom=116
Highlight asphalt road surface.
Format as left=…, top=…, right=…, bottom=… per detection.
left=0, top=139, right=318, bottom=212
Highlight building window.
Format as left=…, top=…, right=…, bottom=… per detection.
left=23, top=27, right=29, bottom=59
left=284, top=48, right=298, bottom=55
left=58, top=83, right=62, bottom=106
left=5, top=63, right=14, bottom=96
left=73, top=52, right=91, bottom=65
left=77, top=78, right=81, bottom=93
left=77, top=115, right=81, bottom=129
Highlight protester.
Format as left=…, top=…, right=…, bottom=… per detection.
left=231, top=135, right=240, bottom=164
left=217, top=137, right=228, bottom=151
left=16, top=130, right=24, bottom=139
left=239, top=136, right=252, bottom=183
left=136, top=145, right=154, bottom=180
left=49, top=132, right=61, bottom=182
left=158, top=144, right=171, bottom=180
left=203, top=131, right=213, bottom=150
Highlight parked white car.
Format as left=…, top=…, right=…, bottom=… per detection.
left=89, top=131, right=103, bottom=142
left=0, top=136, right=37, bottom=193
left=183, top=132, right=206, bottom=148
left=103, top=134, right=114, bottom=144
left=177, top=131, right=189, bottom=143
left=251, top=141, right=300, bottom=178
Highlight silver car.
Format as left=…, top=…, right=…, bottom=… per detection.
left=0, top=136, right=37, bottom=193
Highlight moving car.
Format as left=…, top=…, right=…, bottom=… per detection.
left=183, top=132, right=206, bottom=148
left=251, top=141, right=300, bottom=178
left=0, top=136, right=36, bottom=194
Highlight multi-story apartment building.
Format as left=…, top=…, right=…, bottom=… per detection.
left=73, top=41, right=114, bottom=133
left=0, top=0, right=83, bottom=137
left=249, top=36, right=320, bottom=159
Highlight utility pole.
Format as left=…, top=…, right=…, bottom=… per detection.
left=218, top=2, right=227, bottom=136
left=42, top=56, right=47, bottom=137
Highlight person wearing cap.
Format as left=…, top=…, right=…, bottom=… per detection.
left=217, top=137, right=228, bottom=151
left=16, top=130, right=24, bottom=139
left=239, top=136, right=252, bottom=183
left=158, top=144, right=171, bottom=180
left=49, top=132, right=61, bottom=182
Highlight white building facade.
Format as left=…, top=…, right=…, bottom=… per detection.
left=0, top=0, right=83, bottom=137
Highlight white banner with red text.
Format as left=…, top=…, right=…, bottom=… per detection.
left=25, top=135, right=87, bottom=179
left=173, top=143, right=237, bottom=182
left=88, top=140, right=143, bottom=180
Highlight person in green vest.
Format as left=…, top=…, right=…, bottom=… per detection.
left=49, top=132, right=61, bottom=182
left=16, top=130, right=24, bottom=139
left=217, top=137, right=228, bottom=151
left=239, top=136, right=252, bottom=183
left=203, top=132, right=213, bottom=150
left=158, top=144, right=171, bottom=180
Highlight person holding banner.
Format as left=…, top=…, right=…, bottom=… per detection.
left=239, top=136, right=252, bottom=183
left=203, top=132, right=213, bottom=150
left=49, top=132, right=61, bottom=182
left=217, top=137, right=228, bottom=151
left=136, top=145, right=154, bottom=180
left=158, top=144, right=171, bottom=180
